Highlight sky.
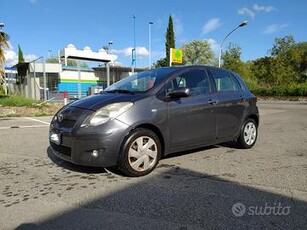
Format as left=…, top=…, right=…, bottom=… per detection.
left=1, top=0, right=306, bottom=68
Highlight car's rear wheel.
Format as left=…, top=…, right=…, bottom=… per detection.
left=118, top=128, right=161, bottom=177
left=236, top=118, right=258, bottom=149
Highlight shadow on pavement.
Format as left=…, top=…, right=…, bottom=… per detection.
left=15, top=164, right=307, bottom=229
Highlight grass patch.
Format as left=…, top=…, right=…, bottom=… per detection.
left=0, top=95, right=48, bottom=107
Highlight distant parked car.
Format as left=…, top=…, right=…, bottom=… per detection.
left=49, top=65, right=259, bottom=176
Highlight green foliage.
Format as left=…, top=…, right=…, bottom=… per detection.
left=271, top=35, right=295, bottom=57
left=0, top=31, right=10, bottom=76
left=154, top=15, right=176, bottom=68
left=46, top=56, right=89, bottom=68
left=221, top=35, right=307, bottom=97
left=250, top=83, right=307, bottom=97
left=181, top=39, right=214, bottom=65
left=18, top=44, right=25, bottom=63
left=166, top=15, right=175, bottom=66
left=154, top=58, right=167, bottom=68
left=250, top=36, right=307, bottom=87
left=222, top=43, right=249, bottom=77
left=0, top=95, right=48, bottom=107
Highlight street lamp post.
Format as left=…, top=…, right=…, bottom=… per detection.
left=108, top=41, right=114, bottom=84
left=218, top=21, right=248, bottom=68
left=108, top=41, right=113, bottom=54
left=148, top=21, right=153, bottom=69
left=131, top=15, right=136, bottom=74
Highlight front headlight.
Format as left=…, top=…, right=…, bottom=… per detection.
left=81, top=102, right=133, bottom=127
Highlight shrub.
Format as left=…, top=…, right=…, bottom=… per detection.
left=0, top=95, right=48, bottom=107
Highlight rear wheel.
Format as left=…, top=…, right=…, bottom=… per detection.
left=236, top=118, right=258, bottom=149
left=118, top=128, right=161, bottom=177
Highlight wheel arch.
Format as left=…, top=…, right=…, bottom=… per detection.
left=133, top=123, right=165, bottom=156
left=245, top=114, right=259, bottom=127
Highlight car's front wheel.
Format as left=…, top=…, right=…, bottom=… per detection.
left=236, top=118, right=258, bottom=149
left=118, top=128, right=161, bottom=177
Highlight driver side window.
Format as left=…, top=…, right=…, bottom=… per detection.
left=166, top=70, right=211, bottom=96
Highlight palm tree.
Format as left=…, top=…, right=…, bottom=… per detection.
left=0, top=30, right=10, bottom=94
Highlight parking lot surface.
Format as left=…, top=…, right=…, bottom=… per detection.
left=0, top=102, right=306, bottom=229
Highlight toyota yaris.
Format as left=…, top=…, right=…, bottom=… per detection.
left=49, top=66, right=259, bottom=176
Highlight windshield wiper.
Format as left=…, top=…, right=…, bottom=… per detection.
left=105, top=89, right=135, bottom=95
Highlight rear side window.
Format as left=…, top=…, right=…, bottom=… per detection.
left=210, top=68, right=241, bottom=92
left=166, top=69, right=212, bottom=96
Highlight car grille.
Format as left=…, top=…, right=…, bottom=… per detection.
left=57, top=106, right=89, bottom=129
left=51, top=142, right=71, bottom=156
left=60, top=119, right=76, bottom=128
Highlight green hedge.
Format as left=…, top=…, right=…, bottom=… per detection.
left=249, top=83, right=307, bottom=97
left=0, top=95, right=47, bottom=107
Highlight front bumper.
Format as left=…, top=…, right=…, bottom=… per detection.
left=49, top=117, right=131, bottom=168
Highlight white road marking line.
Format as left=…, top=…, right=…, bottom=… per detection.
left=0, top=125, right=49, bottom=130
left=25, top=117, right=50, bottom=125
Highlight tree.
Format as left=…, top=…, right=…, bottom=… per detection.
left=222, top=43, right=252, bottom=82
left=18, top=44, right=25, bottom=63
left=165, top=15, right=175, bottom=66
left=271, top=35, right=295, bottom=57
left=222, top=43, right=242, bottom=71
left=181, top=39, right=214, bottom=65
left=266, top=35, right=306, bottom=85
left=0, top=30, right=10, bottom=94
left=154, top=15, right=176, bottom=68
left=46, top=56, right=89, bottom=68
left=251, top=56, right=279, bottom=86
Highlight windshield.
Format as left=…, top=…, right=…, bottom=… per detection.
left=105, top=68, right=176, bottom=93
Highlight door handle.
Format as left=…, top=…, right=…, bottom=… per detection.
left=240, top=96, right=246, bottom=101
left=208, top=99, right=218, bottom=105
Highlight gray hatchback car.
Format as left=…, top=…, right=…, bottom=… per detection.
left=49, top=65, right=259, bottom=176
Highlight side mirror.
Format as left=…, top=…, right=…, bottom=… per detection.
left=167, top=87, right=190, bottom=100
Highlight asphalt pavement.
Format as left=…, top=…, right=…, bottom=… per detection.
left=0, top=101, right=306, bottom=230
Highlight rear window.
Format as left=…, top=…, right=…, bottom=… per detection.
left=210, top=68, right=241, bottom=92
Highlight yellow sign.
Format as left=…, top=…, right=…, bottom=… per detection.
left=170, top=48, right=183, bottom=64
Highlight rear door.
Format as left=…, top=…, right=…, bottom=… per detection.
left=166, top=68, right=217, bottom=149
left=208, top=68, right=246, bottom=139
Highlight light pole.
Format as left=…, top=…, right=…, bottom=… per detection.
left=131, top=15, right=136, bottom=74
left=148, top=21, right=153, bottom=69
left=218, top=21, right=248, bottom=68
left=108, top=41, right=113, bottom=54
left=108, top=41, right=114, bottom=84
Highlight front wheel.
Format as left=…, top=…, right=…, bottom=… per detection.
left=118, top=128, right=161, bottom=177
left=236, top=118, right=258, bottom=149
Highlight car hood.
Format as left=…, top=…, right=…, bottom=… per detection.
left=69, top=93, right=143, bottom=111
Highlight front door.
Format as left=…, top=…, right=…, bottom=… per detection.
left=166, top=69, right=217, bottom=149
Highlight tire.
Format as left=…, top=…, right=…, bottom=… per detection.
left=118, top=128, right=161, bottom=177
left=236, top=118, right=258, bottom=149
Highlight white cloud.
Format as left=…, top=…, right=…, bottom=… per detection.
left=263, top=24, right=289, bottom=34
left=172, top=15, right=183, bottom=35
left=253, top=4, right=276, bottom=12
left=24, top=54, right=39, bottom=62
left=4, top=50, right=18, bottom=67
left=113, top=47, right=149, bottom=57
left=4, top=43, right=38, bottom=67
left=238, top=8, right=256, bottom=19
left=202, top=18, right=222, bottom=34
left=136, top=47, right=149, bottom=56
left=206, top=38, right=220, bottom=55
left=29, top=0, right=38, bottom=4
left=238, top=4, right=276, bottom=19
